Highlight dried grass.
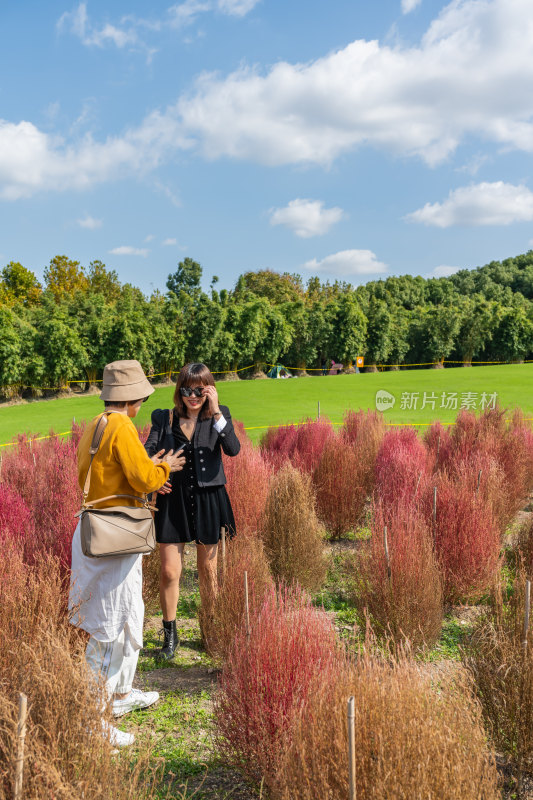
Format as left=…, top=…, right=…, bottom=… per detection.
left=463, top=563, right=533, bottom=770
left=260, top=463, right=327, bottom=593
left=350, top=501, right=443, bottom=649
left=199, top=530, right=273, bottom=663
left=275, top=647, right=500, bottom=800
left=0, top=544, right=163, bottom=800
left=214, top=583, right=342, bottom=788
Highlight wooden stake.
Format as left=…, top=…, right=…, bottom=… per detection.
left=244, top=571, right=251, bottom=642
left=383, top=526, right=391, bottom=585
left=523, top=580, right=531, bottom=653
left=220, top=527, right=226, bottom=583
left=347, top=696, right=356, bottom=800
left=414, top=470, right=422, bottom=496
left=14, top=692, right=27, bottom=800
left=317, top=400, right=320, bottom=419
left=32, top=452, right=36, bottom=467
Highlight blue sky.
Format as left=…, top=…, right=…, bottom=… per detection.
left=1, top=0, right=533, bottom=294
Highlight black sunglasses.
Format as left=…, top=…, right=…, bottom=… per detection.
left=179, top=386, right=204, bottom=397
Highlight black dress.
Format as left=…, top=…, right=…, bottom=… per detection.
left=154, top=415, right=236, bottom=546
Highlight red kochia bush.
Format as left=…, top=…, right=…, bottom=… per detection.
left=429, top=471, right=501, bottom=602
left=0, top=484, right=33, bottom=545
left=215, top=583, right=340, bottom=787
left=0, top=434, right=79, bottom=575
left=313, top=434, right=365, bottom=538
left=375, top=427, right=432, bottom=513
left=342, top=409, right=386, bottom=499
left=352, top=500, right=443, bottom=649
left=223, top=419, right=271, bottom=534
left=260, top=419, right=334, bottom=473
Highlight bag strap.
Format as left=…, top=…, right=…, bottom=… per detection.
left=81, top=413, right=153, bottom=510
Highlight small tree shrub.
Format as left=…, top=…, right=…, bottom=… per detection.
left=313, top=435, right=365, bottom=538
left=429, top=471, right=501, bottom=602
left=350, top=501, right=443, bottom=649
left=261, top=463, right=327, bottom=593
left=275, top=648, right=500, bottom=800
left=463, top=564, right=533, bottom=771
left=215, top=583, right=341, bottom=788
left=199, top=530, right=273, bottom=663
left=260, top=423, right=299, bottom=469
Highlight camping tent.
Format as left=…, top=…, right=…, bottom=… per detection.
left=267, top=364, right=293, bottom=379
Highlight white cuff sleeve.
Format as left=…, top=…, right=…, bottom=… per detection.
left=213, top=415, right=227, bottom=433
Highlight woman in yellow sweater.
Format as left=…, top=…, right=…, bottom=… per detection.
left=69, top=360, right=184, bottom=747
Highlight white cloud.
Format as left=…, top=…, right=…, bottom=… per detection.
left=405, top=182, right=533, bottom=227
left=109, top=246, right=149, bottom=256
left=402, top=0, right=422, bottom=13
left=57, top=3, right=139, bottom=48
left=177, top=0, right=533, bottom=167
left=144, top=234, right=155, bottom=242
left=4, top=0, right=533, bottom=201
left=269, top=198, right=345, bottom=238
left=162, top=237, right=178, bottom=245
left=0, top=113, right=189, bottom=199
left=218, top=0, right=260, bottom=16
left=429, top=265, right=461, bottom=277
left=77, top=214, right=102, bottom=229
left=303, top=249, right=387, bottom=277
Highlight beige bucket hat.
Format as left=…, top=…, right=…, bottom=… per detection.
left=100, top=360, right=155, bottom=402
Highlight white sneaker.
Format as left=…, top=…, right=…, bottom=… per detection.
left=112, top=688, right=160, bottom=717
left=101, top=720, right=135, bottom=747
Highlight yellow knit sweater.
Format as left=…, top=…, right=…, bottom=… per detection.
left=77, top=412, right=170, bottom=508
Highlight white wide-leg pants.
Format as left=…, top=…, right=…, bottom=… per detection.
left=85, top=626, right=140, bottom=697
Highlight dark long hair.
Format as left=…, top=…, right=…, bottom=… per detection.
left=173, top=362, right=215, bottom=419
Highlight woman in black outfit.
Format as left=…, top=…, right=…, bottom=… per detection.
left=145, top=362, right=240, bottom=659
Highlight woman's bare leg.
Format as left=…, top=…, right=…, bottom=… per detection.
left=196, top=543, right=218, bottom=616
left=159, top=543, right=185, bottom=621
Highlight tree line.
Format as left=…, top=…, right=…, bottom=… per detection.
left=1, top=251, right=533, bottom=396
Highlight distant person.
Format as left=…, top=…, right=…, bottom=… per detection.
left=69, top=360, right=185, bottom=747
left=145, top=362, right=240, bottom=660
left=321, top=358, right=328, bottom=375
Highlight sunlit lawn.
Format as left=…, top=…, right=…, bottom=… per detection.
left=1, top=363, right=532, bottom=446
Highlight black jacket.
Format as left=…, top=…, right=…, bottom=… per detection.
left=144, top=405, right=240, bottom=488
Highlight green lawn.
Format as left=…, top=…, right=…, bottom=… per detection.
left=1, top=363, right=533, bottom=447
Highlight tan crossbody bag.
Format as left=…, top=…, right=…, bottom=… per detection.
left=75, top=413, right=157, bottom=558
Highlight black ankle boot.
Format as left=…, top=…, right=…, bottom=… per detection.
left=159, top=619, right=178, bottom=660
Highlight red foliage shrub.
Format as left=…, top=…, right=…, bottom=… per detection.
left=342, top=409, right=386, bottom=501
left=313, top=435, right=366, bottom=538
left=215, top=583, right=341, bottom=787
left=375, top=427, right=431, bottom=513
left=351, top=500, right=443, bottom=649
left=428, top=471, right=501, bottom=602
left=0, top=434, right=79, bottom=575
left=223, top=419, right=271, bottom=534
left=0, top=484, right=33, bottom=546
left=424, top=420, right=453, bottom=472
left=260, top=419, right=334, bottom=473
left=260, top=423, right=299, bottom=469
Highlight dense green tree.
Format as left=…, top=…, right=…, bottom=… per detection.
left=44, top=255, right=88, bottom=301
left=0, top=262, right=42, bottom=306
left=364, top=298, right=393, bottom=367
left=167, top=257, right=202, bottom=297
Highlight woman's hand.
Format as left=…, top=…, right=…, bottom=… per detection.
left=202, top=385, right=221, bottom=416
left=164, top=449, right=186, bottom=473
left=157, top=481, right=173, bottom=495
